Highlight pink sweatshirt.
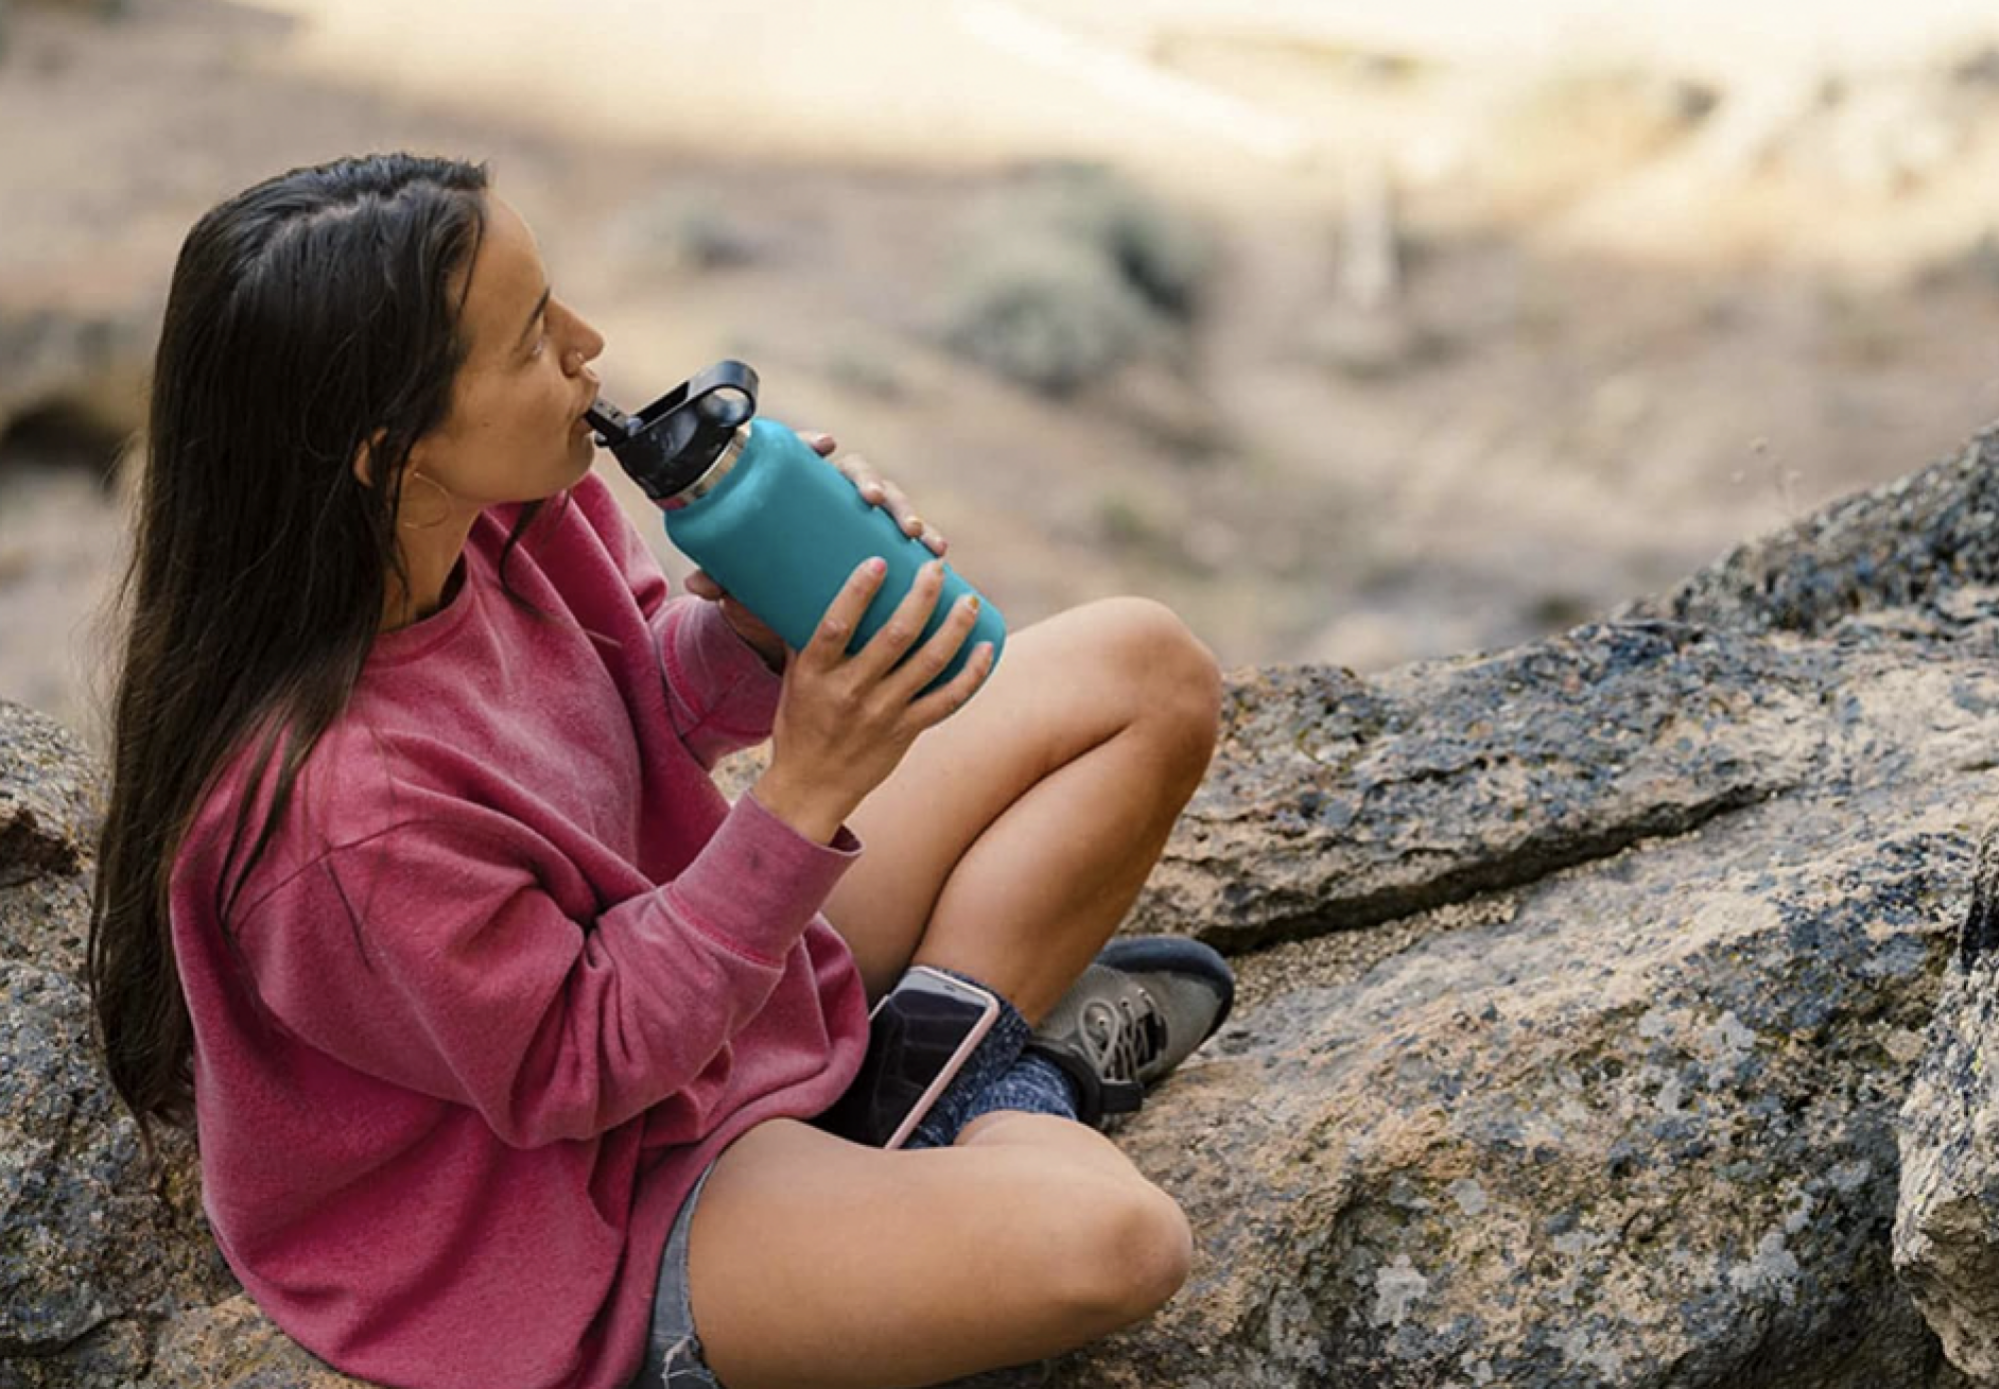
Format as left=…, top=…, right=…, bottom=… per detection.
left=168, top=471, right=872, bottom=1389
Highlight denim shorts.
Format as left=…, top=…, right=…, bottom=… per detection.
left=626, top=1160, right=723, bottom=1388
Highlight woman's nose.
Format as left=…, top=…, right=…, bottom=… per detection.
left=575, top=321, right=605, bottom=367
left=572, top=315, right=606, bottom=368
left=554, top=301, right=606, bottom=372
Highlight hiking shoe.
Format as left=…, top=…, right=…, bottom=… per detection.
left=1025, top=935, right=1235, bottom=1130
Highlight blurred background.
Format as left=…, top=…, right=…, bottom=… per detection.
left=5, top=0, right=1999, bottom=747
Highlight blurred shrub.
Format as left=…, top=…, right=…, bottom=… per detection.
left=1972, top=230, right=1999, bottom=287
left=938, top=162, right=1214, bottom=396
left=18, top=0, right=129, bottom=16
left=1910, top=230, right=1999, bottom=296
left=1955, top=45, right=1999, bottom=87
left=1020, top=161, right=1214, bottom=323
left=822, top=343, right=908, bottom=401
left=0, top=0, right=132, bottom=69
left=620, top=190, right=758, bottom=273
left=940, top=235, right=1163, bottom=396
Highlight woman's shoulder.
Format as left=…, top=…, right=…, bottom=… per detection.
left=176, top=715, right=438, bottom=909
left=175, top=484, right=655, bottom=918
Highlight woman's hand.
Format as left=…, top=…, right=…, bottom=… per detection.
left=809, top=431, right=948, bottom=559
left=685, top=430, right=947, bottom=670
left=751, top=556, right=994, bottom=843
left=684, top=570, right=787, bottom=671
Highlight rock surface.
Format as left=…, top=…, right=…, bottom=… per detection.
left=0, top=298, right=154, bottom=449
left=1622, top=426, right=1999, bottom=640
left=1895, top=828, right=1999, bottom=1385
left=9, top=431, right=1999, bottom=1385
left=1, top=703, right=231, bottom=1389
left=0, top=700, right=103, bottom=890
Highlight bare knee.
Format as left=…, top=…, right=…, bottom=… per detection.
left=1093, top=597, right=1222, bottom=776
left=1055, top=1177, right=1195, bottom=1326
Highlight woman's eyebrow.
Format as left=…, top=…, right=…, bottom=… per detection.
left=514, top=286, right=552, bottom=350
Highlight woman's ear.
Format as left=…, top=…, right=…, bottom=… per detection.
left=351, top=429, right=388, bottom=490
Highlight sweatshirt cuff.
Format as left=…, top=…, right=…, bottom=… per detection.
left=682, top=599, right=784, bottom=734
left=662, top=789, right=863, bottom=965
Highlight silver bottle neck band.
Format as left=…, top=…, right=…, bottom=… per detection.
left=661, top=426, right=749, bottom=512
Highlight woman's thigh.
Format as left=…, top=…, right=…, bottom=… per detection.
left=818, top=597, right=1187, bottom=1004
left=684, top=1115, right=1191, bottom=1389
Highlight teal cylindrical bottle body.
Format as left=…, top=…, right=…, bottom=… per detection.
left=662, top=417, right=1007, bottom=693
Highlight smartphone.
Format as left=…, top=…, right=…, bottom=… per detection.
left=817, top=966, right=1002, bottom=1149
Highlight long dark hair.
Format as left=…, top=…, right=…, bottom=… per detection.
left=88, top=153, right=556, bottom=1156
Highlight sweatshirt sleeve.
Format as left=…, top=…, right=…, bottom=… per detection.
left=578, top=472, right=784, bottom=768
left=233, top=790, right=859, bottom=1149
left=657, top=596, right=785, bottom=769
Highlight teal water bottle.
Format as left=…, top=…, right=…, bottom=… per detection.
left=586, top=361, right=1006, bottom=693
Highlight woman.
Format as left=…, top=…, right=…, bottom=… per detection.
left=87, top=152, right=1233, bottom=1389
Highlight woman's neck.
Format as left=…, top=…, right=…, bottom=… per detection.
left=381, top=515, right=476, bottom=632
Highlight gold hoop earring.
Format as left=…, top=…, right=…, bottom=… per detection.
left=397, top=470, right=455, bottom=531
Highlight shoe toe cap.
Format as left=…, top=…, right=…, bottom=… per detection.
left=1098, top=934, right=1236, bottom=1030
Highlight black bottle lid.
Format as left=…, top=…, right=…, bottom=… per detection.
left=585, top=361, right=760, bottom=502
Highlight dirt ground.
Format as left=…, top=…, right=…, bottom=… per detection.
left=5, top=0, right=1999, bottom=743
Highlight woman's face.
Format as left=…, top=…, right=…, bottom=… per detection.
left=403, top=193, right=605, bottom=509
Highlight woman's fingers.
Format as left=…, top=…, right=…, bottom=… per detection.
left=877, top=478, right=944, bottom=549
left=885, top=585, right=982, bottom=705
left=905, top=638, right=996, bottom=728
left=800, top=555, right=981, bottom=712
left=849, top=559, right=949, bottom=683
left=803, top=558, right=889, bottom=669
left=872, top=476, right=925, bottom=538
left=828, top=450, right=950, bottom=555
left=875, top=478, right=948, bottom=553
left=835, top=454, right=889, bottom=507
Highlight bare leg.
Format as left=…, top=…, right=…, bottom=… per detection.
left=819, top=597, right=1222, bottom=1021
left=682, top=600, right=1222, bottom=1387
left=686, top=1115, right=1193, bottom=1389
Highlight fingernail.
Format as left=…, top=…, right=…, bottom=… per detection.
left=867, top=558, right=887, bottom=575
left=965, top=596, right=980, bottom=613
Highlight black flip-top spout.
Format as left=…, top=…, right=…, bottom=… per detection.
left=587, top=360, right=760, bottom=502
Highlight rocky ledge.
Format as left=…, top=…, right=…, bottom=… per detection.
left=13, top=431, right=1999, bottom=1386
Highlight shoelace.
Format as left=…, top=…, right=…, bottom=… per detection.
left=1079, top=991, right=1169, bottom=1083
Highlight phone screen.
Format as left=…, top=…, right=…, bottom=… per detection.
left=816, top=971, right=998, bottom=1148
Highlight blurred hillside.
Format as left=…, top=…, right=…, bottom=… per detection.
left=4, top=0, right=1999, bottom=743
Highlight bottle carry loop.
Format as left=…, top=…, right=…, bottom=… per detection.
left=585, top=361, right=760, bottom=505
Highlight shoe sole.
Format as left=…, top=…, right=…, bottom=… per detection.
left=1097, top=935, right=1236, bottom=1038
